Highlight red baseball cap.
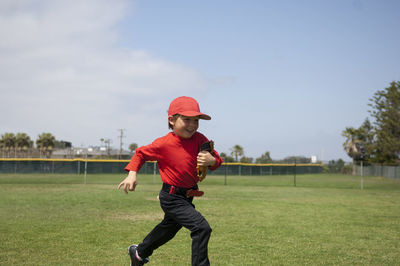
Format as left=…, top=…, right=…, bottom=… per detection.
left=168, top=96, right=211, bottom=120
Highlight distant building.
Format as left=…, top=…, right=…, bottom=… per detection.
left=311, top=156, right=317, bottom=163
left=52, top=146, right=132, bottom=159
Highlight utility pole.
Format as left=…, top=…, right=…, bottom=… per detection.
left=118, top=129, right=125, bottom=159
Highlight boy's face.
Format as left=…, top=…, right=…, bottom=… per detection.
left=169, top=115, right=199, bottom=139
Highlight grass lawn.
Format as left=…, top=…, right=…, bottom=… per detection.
left=1, top=173, right=400, bottom=265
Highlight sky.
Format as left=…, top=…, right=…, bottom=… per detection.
left=1, top=0, right=399, bottom=162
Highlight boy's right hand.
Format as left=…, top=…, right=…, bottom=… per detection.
left=118, top=171, right=138, bottom=194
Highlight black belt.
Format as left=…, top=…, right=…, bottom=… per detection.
left=162, top=183, right=198, bottom=197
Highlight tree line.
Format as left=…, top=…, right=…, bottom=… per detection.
left=127, top=143, right=315, bottom=164
left=342, top=81, right=400, bottom=165
left=1, top=132, right=316, bottom=164
left=219, top=144, right=313, bottom=164
left=0, top=132, right=61, bottom=158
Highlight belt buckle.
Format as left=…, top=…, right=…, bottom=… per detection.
left=186, top=189, right=204, bottom=197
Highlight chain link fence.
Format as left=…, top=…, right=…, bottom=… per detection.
left=0, top=159, right=322, bottom=175
left=353, top=164, right=400, bottom=179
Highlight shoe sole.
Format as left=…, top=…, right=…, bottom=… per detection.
left=128, top=245, right=138, bottom=266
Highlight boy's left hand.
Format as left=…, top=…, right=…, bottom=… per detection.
left=197, top=151, right=216, bottom=167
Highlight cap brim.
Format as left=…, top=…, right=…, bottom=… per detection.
left=178, top=111, right=211, bottom=120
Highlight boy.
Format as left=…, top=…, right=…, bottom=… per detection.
left=118, top=96, right=223, bottom=266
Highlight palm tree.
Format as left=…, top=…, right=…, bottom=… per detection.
left=230, top=145, right=244, bottom=162
left=0, top=133, right=16, bottom=157
left=15, top=133, right=33, bottom=157
left=36, top=133, right=56, bottom=158
left=256, top=151, right=272, bottom=163
left=129, top=143, right=138, bottom=153
left=219, top=152, right=235, bottom=163
left=342, top=119, right=373, bottom=162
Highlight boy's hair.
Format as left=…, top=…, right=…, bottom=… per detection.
left=168, top=114, right=180, bottom=129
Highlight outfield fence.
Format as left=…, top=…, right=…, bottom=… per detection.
left=353, top=164, right=400, bottom=179
left=0, top=158, right=322, bottom=175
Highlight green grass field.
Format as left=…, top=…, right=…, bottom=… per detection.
left=1, top=173, right=400, bottom=265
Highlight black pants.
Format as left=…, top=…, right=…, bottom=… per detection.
left=137, top=188, right=212, bottom=266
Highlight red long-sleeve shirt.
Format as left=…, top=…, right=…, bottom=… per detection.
left=125, top=132, right=223, bottom=188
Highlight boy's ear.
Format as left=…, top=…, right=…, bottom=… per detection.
left=168, top=115, right=175, bottom=127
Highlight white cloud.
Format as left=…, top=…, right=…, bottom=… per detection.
left=0, top=0, right=208, bottom=147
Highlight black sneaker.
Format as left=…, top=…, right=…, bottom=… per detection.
left=128, top=244, right=149, bottom=266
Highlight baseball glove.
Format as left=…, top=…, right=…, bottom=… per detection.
left=197, top=140, right=214, bottom=182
